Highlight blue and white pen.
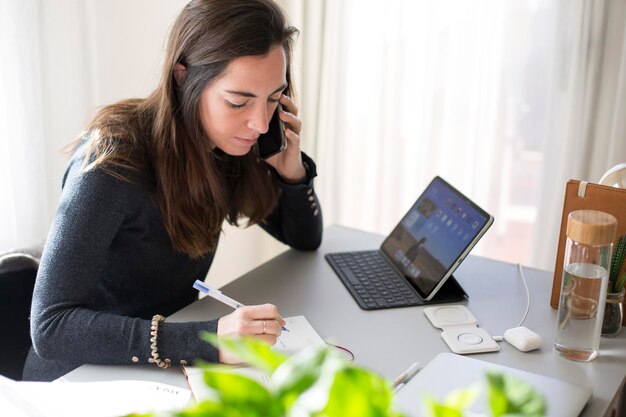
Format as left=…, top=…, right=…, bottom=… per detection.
left=193, top=280, right=289, bottom=331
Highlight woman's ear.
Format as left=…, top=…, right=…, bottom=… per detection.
left=173, top=63, right=187, bottom=87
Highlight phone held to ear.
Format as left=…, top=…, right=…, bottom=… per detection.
left=257, top=104, right=287, bottom=159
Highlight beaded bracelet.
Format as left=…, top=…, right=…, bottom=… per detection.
left=148, top=314, right=172, bottom=369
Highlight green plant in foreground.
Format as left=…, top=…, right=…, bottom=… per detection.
left=128, top=333, right=545, bottom=417
left=423, top=372, right=545, bottom=417
left=609, top=235, right=626, bottom=292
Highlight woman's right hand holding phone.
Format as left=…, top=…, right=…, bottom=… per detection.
left=264, top=94, right=306, bottom=184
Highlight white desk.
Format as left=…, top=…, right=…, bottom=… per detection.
left=62, top=225, right=626, bottom=416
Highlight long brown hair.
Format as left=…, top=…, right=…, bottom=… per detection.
left=79, top=0, right=299, bottom=258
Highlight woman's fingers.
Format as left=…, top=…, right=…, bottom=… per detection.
left=216, top=305, right=286, bottom=363
left=240, top=304, right=285, bottom=324
left=279, top=95, right=302, bottom=134
left=279, top=94, right=298, bottom=116
left=279, top=110, right=302, bottom=134
left=217, top=304, right=285, bottom=338
left=283, top=128, right=300, bottom=149
left=256, top=333, right=279, bottom=345
left=253, top=319, right=284, bottom=336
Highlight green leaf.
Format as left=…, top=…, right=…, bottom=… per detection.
left=419, top=385, right=478, bottom=417
left=271, top=344, right=336, bottom=410
left=123, top=413, right=167, bottom=417
left=281, top=348, right=348, bottom=416
left=444, top=384, right=480, bottom=410
left=124, top=407, right=220, bottom=417
left=200, top=368, right=282, bottom=417
left=421, top=394, right=464, bottom=417
left=609, top=235, right=626, bottom=286
left=320, top=366, right=396, bottom=417
left=200, top=332, right=287, bottom=373
left=172, top=400, right=236, bottom=417
left=486, top=372, right=545, bottom=417
left=615, top=272, right=626, bottom=293
left=175, top=399, right=281, bottom=417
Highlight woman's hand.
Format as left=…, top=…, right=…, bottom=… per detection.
left=265, top=94, right=307, bottom=184
left=216, top=304, right=286, bottom=364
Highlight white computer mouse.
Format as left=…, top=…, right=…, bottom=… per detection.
left=503, top=327, right=543, bottom=352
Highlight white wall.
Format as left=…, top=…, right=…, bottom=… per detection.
left=38, top=0, right=287, bottom=288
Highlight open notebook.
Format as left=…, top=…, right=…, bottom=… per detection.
left=183, top=315, right=325, bottom=402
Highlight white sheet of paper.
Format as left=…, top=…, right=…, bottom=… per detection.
left=184, top=315, right=325, bottom=402
left=0, top=375, right=191, bottom=417
left=273, top=315, right=326, bottom=354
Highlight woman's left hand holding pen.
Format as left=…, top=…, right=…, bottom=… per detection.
left=217, top=304, right=287, bottom=364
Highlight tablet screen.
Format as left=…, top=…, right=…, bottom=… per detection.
left=381, top=176, right=493, bottom=300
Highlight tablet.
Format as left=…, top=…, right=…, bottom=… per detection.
left=381, top=176, right=494, bottom=300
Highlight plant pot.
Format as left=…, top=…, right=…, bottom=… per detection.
left=601, top=289, right=624, bottom=337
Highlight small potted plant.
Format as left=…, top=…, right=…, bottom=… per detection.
left=127, top=334, right=545, bottom=417
left=602, top=235, right=626, bottom=336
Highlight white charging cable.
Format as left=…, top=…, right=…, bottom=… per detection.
left=491, top=263, right=531, bottom=342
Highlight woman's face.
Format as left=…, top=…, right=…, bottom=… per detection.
left=199, top=45, right=287, bottom=156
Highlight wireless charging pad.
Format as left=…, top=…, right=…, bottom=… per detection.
left=424, top=305, right=500, bottom=354
left=424, top=305, right=478, bottom=328
left=441, top=327, right=500, bottom=354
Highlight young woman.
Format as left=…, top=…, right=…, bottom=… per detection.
left=24, top=0, right=322, bottom=381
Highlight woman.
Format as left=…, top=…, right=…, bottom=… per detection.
left=24, top=0, right=322, bottom=381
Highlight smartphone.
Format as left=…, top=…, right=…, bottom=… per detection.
left=257, top=104, right=287, bottom=159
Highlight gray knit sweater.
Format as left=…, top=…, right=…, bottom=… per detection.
left=23, top=142, right=322, bottom=381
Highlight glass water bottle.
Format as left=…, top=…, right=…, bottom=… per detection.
left=554, top=209, right=617, bottom=362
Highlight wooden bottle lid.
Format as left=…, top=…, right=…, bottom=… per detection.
left=566, top=210, right=617, bottom=246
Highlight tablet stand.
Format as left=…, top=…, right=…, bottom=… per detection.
left=418, top=275, right=468, bottom=305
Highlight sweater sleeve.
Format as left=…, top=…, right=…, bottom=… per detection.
left=30, top=160, right=219, bottom=370
left=259, top=152, right=323, bottom=250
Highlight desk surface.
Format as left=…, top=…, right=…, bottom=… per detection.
left=63, top=225, right=626, bottom=416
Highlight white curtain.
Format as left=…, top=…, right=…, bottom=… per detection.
left=4, top=0, right=625, bottom=273
left=285, top=0, right=626, bottom=270
left=0, top=0, right=48, bottom=252
left=532, top=0, right=626, bottom=269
